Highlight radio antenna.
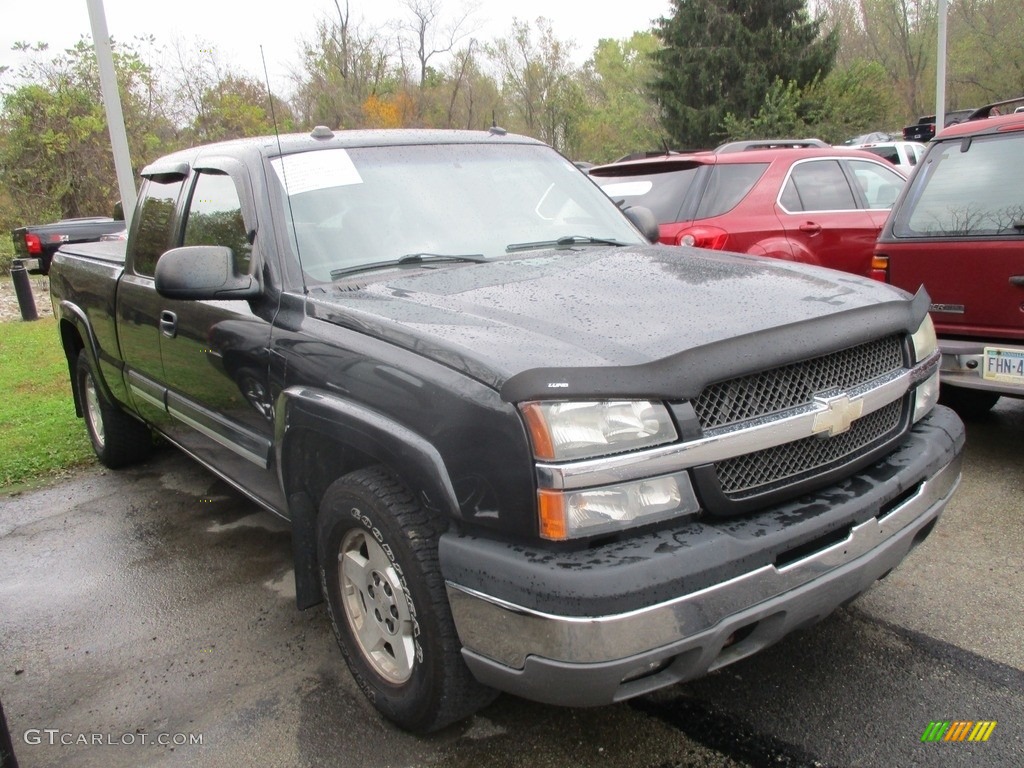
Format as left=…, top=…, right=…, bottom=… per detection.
left=260, top=45, right=307, bottom=294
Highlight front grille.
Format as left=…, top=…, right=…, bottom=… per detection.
left=693, top=336, right=904, bottom=431
left=714, top=400, right=903, bottom=497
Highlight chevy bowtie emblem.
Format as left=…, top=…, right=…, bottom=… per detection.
left=812, top=393, right=864, bottom=437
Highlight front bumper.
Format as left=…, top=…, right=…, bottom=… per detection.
left=940, top=338, right=1024, bottom=396
left=440, top=406, right=964, bottom=707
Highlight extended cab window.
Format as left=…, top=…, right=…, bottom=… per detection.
left=183, top=171, right=252, bottom=273
left=780, top=160, right=857, bottom=212
left=893, top=133, right=1024, bottom=237
left=132, top=177, right=184, bottom=276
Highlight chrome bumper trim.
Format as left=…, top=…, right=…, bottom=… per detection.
left=536, top=353, right=939, bottom=491
left=447, top=451, right=961, bottom=669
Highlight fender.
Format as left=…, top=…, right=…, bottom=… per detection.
left=275, top=385, right=461, bottom=609
left=56, top=300, right=117, bottom=415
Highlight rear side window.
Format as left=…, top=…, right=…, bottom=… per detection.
left=592, top=164, right=702, bottom=223
left=780, top=160, right=858, bottom=212
left=695, top=163, right=767, bottom=218
left=183, top=171, right=252, bottom=274
left=848, top=160, right=906, bottom=209
left=131, top=177, right=184, bottom=276
left=893, top=133, right=1024, bottom=237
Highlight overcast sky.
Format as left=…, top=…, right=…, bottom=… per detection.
left=1, top=0, right=671, bottom=94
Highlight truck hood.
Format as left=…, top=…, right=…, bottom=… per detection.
left=306, top=245, right=926, bottom=400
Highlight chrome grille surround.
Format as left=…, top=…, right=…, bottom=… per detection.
left=694, top=336, right=907, bottom=501
left=693, top=336, right=904, bottom=431
left=714, top=400, right=904, bottom=497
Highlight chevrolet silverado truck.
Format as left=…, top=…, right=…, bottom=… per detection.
left=49, top=127, right=964, bottom=733
left=12, top=212, right=125, bottom=275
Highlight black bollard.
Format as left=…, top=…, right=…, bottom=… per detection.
left=10, top=259, right=38, bottom=322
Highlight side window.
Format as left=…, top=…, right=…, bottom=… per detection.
left=780, top=160, right=858, bottom=212
left=847, top=160, right=906, bottom=209
left=183, top=172, right=252, bottom=274
left=132, top=177, right=184, bottom=276
left=695, top=163, right=768, bottom=218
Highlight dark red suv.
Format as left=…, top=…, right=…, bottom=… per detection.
left=589, top=140, right=907, bottom=279
left=876, top=100, right=1024, bottom=415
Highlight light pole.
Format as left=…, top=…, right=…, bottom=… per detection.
left=85, top=0, right=137, bottom=226
left=935, top=0, right=947, bottom=131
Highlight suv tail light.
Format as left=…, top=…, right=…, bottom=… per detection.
left=677, top=226, right=728, bottom=250
left=24, top=233, right=42, bottom=255
left=871, top=254, right=889, bottom=282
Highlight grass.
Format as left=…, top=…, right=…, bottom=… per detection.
left=0, top=317, right=95, bottom=489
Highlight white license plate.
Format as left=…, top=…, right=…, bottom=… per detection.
left=982, top=347, right=1024, bottom=383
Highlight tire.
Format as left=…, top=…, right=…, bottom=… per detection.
left=317, top=466, right=496, bottom=733
left=938, top=385, right=1000, bottom=419
left=75, top=353, right=154, bottom=468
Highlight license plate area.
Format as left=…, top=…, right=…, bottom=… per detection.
left=983, top=346, right=1024, bottom=383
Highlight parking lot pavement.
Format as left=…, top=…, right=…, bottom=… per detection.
left=1, top=400, right=1021, bottom=767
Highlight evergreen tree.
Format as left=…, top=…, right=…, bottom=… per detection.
left=651, top=0, right=838, bottom=148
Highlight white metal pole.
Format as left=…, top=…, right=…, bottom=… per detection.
left=85, top=0, right=137, bottom=226
left=935, top=0, right=947, bottom=133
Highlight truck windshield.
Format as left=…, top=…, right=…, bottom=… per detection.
left=270, top=143, right=645, bottom=283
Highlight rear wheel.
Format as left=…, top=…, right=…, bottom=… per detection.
left=75, top=353, right=153, bottom=468
left=939, top=385, right=1000, bottom=418
left=317, top=466, right=496, bottom=733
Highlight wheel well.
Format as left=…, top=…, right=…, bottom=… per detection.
left=59, top=319, right=86, bottom=416
left=281, top=428, right=378, bottom=512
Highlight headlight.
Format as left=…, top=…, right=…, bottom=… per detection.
left=538, top=472, right=700, bottom=540
left=911, top=315, right=940, bottom=422
left=520, top=400, right=677, bottom=461
left=911, top=315, right=938, bottom=363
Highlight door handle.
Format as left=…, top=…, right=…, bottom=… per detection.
left=1010, top=275, right=1024, bottom=287
left=159, top=310, right=178, bottom=338
left=799, top=222, right=822, bottom=235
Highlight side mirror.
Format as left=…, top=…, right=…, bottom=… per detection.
left=623, top=206, right=660, bottom=243
left=112, top=200, right=124, bottom=221
left=155, top=245, right=260, bottom=300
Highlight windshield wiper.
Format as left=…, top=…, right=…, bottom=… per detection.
left=397, top=252, right=487, bottom=265
left=330, top=253, right=486, bottom=280
left=505, top=235, right=629, bottom=253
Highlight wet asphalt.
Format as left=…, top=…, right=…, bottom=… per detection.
left=1, top=400, right=1022, bottom=768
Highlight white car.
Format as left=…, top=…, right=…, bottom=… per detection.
left=851, top=141, right=927, bottom=174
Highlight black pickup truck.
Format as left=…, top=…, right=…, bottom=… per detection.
left=12, top=214, right=125, bottom=275
left=49, top=127, right=964, bottom=733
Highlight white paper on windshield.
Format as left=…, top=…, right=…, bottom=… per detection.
left=271, top=149, right=363, bottom=195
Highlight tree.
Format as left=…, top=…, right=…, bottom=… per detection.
left=577, top=32, right=664, bottom=163
left=488, top=18, right=583, bottom=155
left=651, top=0, right=838, bottom=147
left=720, top=61, right=898, bottom=144
left=167, top=41, right=292, bottom=143
left=292, top=0, right=398, bottom=129
left=0, top=39, right=173, bottom=224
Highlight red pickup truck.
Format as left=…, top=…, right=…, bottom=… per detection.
left=877, top=99, right=1024, bottom=415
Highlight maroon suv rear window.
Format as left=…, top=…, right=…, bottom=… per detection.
left=893, top=132, right=1024, bottom=237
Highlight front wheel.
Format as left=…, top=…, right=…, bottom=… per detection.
left=75, top=353, right=153, bottom=468
left=938, top=385, right=1000, bottom=418
left=317, top=467, right=496, bottom=732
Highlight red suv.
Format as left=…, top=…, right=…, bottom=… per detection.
left=876, top=99, right=1024, bottom=415
left=589, top=140, right=907, bottom=279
